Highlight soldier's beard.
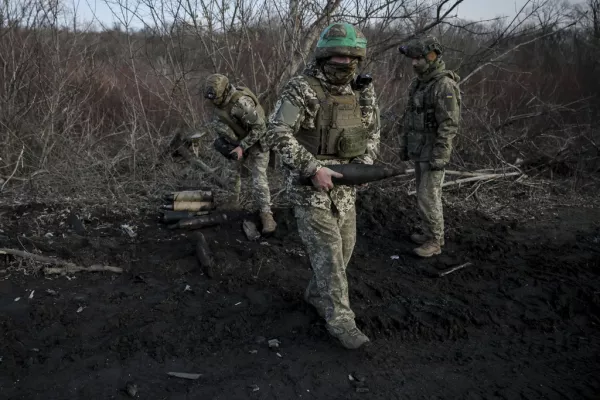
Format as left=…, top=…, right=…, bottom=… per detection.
left=322, top=59, right=358, bottom=85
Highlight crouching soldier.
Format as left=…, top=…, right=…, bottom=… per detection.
left=202, top=74, right=277, bottom=234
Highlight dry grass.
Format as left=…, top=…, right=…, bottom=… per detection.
left=0, top=0, right=598, bottom=204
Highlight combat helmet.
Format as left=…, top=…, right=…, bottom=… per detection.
left=204, top=73, right=230, bottom=100
left=315, top=23, right=367, bottom=60
left=399, top=35, right=444, bottom=58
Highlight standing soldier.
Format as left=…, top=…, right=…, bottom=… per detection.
left=398, top=35, right=461, bottom=257
left=265, top=23, right=380, bottom=349
left=202, top=74, right=277, bottom=234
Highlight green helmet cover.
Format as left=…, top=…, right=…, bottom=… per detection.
left=315, top=23, right=367, bottom=60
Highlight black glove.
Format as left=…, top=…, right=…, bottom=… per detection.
left=213, top=137, right=240, bottom=160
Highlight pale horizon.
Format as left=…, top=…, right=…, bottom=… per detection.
left=68, top=0, right=566, bottom=31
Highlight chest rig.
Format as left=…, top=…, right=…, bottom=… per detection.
left=213, top=87, right=265, bottom=140
left=407, top=77, right=443, bottom=133
left=297, top=75, right=368, bottom=160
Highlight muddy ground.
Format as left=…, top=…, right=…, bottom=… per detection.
left=1, top=187, right=599, bottom=400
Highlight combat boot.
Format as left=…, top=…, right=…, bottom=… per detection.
left=260, top=211, right=277, bottom=234
left=411, top=233, right=445, bottom=246
left=326, top=322, right=370, bottom=350
left=414, top=240, right=442, bottom=258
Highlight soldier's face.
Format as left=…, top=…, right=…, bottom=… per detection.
left=329, top=56, right=352, bottom=64
left=411, top=57, right=428, bottom=74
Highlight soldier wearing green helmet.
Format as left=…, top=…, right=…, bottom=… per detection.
left=264, top=22, right=380, bottom=349
left=398, top=35, right=461, bottom=257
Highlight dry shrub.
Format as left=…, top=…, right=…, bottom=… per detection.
left=0, top=0, right=599, bottom=201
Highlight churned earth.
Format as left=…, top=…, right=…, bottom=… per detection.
left=1, top=187, right=599, bottom=399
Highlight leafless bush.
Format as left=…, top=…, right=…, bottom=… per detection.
left=0, top=0, right=598, bottom=200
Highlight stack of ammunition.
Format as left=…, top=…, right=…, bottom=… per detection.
left=159, top=190, right=248, bottom=230
left=159, top=190, right=215, bottom=224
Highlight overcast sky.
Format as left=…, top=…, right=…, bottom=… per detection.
left=456, top=0, right=530, bottom=20
left=76, top=0, right=568, bottom=29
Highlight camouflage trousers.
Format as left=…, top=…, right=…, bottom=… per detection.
left=224, top=145, right=272, bottom=213
left=294, top=205, right=357, bottom=327
left=415, top=162, right=445, bottom=241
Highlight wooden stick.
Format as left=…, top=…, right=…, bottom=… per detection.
left=405, top=168, right=520, bottom=177
left=195, top=232, right=215, bottom=278
left=45, top=265, right=123, bottom=274
left=167, top=372, right=202, bottom=380
left=438, top=262, right=473, bottom=277
left=0, top=248, right=122, bottom=274
left=409, top=172, right=522, bottom=195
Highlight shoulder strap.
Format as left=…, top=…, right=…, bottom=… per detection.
left=303, top=75, right=327, bottom=102
left=229, top=88, right=245, bottom=105
left=424, top=74, right=449, bottom=110
left=237, top=87, right=258, bottom=106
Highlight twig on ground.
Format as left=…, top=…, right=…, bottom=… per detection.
left=409, top=172, right=522, bottom=195
left=167, top=372, right=202, bottom=380
left=438, top=262, right=473, bottom=277
left=44, top=265, right=123, bottom=274
left=0, top=248, right=123, bottom=274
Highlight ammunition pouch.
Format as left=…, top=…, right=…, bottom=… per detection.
left=337, top=128, right=368, bottom=159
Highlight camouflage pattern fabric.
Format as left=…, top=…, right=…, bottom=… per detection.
left=399, top=58, right=460, bottom=244
left=264, top=62, right=380, bottom=215
left=415, top=162, right=445, bottom=242
left=212, top=87, right=268, bottom=151
left=246, top=144, right=271, bottom=213
left=265, top=61, right=380, bottom=329
left=399, top=59, right=460, bottom=164
left=200, top=86, right=272, bottom=212
left=218, top=146, right=271, bottom=212
left=295, top=205, right=357, bottom=326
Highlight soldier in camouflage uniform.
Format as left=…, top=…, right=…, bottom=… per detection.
left=398, top=35, right=461, bottom=257
left=202, top=74, right=277, bottom=234
left=264, top=23, right=380, bottom=349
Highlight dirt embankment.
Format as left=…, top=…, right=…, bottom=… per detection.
left=1, top=190, right=599, bottom=399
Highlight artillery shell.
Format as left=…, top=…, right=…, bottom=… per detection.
left=168, top=211, right=247, bottom=230
left=164, top=190, right=213, bottom=202
left=160, top=210, right=210, bottom=223
left=160, top=201, right=215, bottom=212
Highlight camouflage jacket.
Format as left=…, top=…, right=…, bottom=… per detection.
left=207, top=84, right=268, bottom=151
left=265, top=63, right=380, bottom=214
left=399, top=60, right=460, bottom=163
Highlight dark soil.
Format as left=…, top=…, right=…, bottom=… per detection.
left=1, top=189, right=599, bottom=400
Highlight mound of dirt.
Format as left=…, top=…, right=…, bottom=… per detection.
left=1, top=190, right=599, bottom=399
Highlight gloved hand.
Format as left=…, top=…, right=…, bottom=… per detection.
left=398, top=147, right=409, bottom=162
left=429, top=159, right=447, bottom=171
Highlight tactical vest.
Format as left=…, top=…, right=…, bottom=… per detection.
left=406, top=73, right=459, bottom=159
left=213, top=87, right=266, bottom=140
left=296, top=75, right=368, bottom=160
